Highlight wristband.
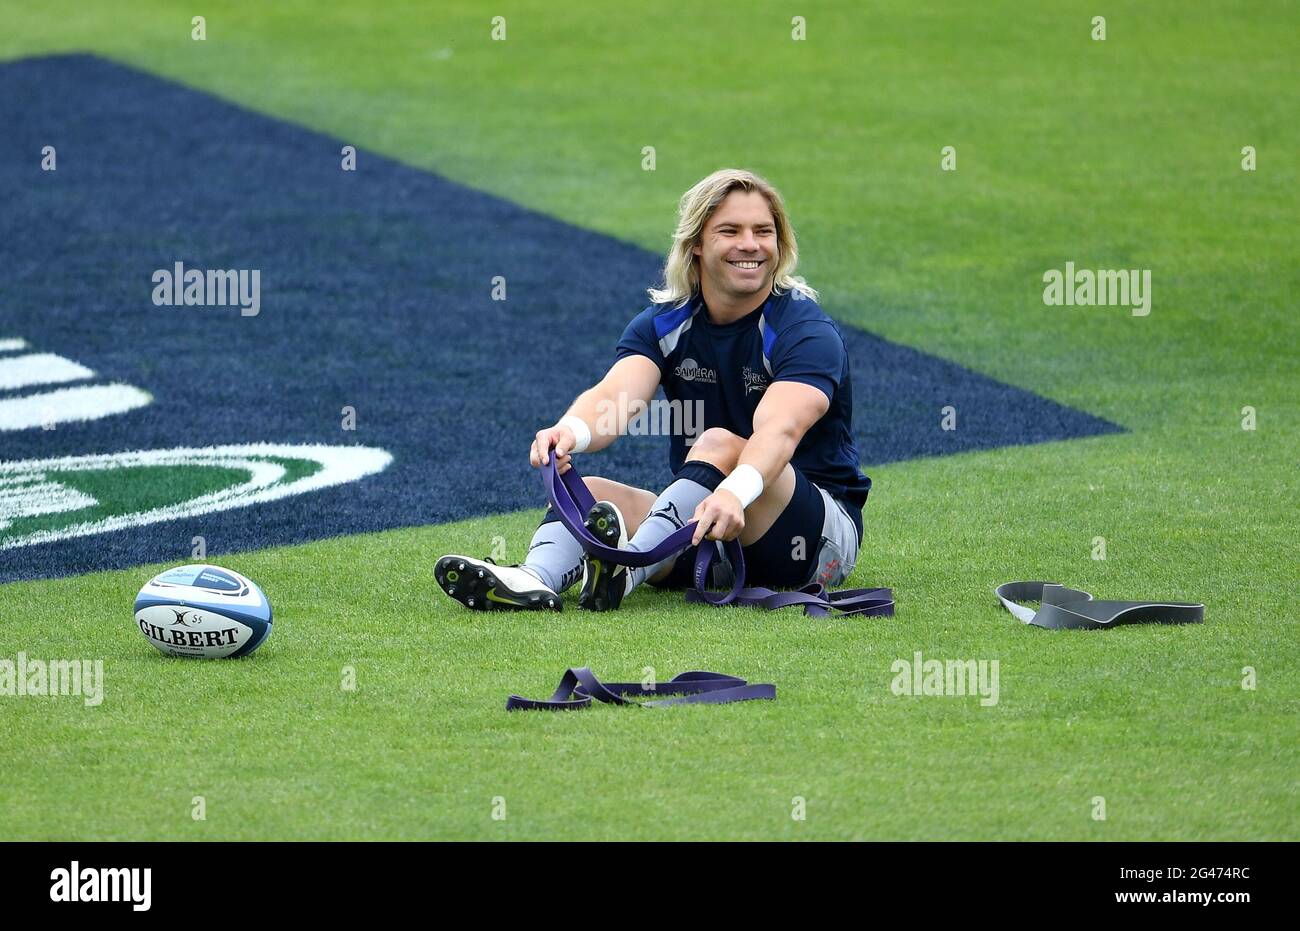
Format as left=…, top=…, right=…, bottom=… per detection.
left=558, top=415, right=592, bottom=454
left=717, top=464, right=764, bottom=509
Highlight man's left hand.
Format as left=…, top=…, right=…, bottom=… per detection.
left=691, top=490, right=746, bottom=545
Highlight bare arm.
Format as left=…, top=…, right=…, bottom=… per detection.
left=689, top=380, right=830, bottom=543
left=530, top=354, right=661, bottom=470
left=738, top=380, right=829, bottom=486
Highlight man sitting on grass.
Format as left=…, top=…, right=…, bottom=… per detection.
left=435, top=168, right=870, bottom=611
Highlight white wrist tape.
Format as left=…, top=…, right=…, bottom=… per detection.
left=558, top=415, right=592, bottom=454
left=717, top=464, right=764, bottom=509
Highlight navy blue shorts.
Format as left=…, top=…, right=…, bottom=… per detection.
left=650, top=464, right=863, bottom=591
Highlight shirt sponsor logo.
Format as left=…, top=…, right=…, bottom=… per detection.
left=673, top=357, right=717, bottom=384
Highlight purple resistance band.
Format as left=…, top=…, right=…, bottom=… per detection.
left=507, top=668, right=776, bottom=711
left=506, top=451, right=892, bottom=710
left=542, top=447, right=895, bottom=618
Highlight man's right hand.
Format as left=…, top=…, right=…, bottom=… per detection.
left=530, top=424, right=576, bottom=474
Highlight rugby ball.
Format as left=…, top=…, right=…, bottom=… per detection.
left=134, top=564, right=273, bottom=659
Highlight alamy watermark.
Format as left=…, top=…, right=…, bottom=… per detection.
left=890, top=651, right=999, bottom=706
left=595, top=393, right=705, bottom=445
left=50, top=861, right=150, bottom=911
left=0, top=652, right=103, bottom=706
left=152, top=261, right=261, bottom=317
left=1042, top=262, right=1151, bottom=317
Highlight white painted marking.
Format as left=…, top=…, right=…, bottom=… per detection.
left=0, top=444, right=393, bottom=549
left=0, top=383, right=152, bottom=431
left=0, top=339, right=29, bottom=352
left=0, top=474, right=98, bottom=530
left=0, top=352, right=95, bottom=390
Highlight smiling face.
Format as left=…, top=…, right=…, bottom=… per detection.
left=692, top=188, right=778, bottom=303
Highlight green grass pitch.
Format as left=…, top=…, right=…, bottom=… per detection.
left=0, top=0, right=1296, bottom=840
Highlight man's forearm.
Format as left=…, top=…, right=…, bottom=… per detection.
left=700, top=423, right=798, bottom=537
left=562, top=386, right=619, bottom=453
left=735, top=424, right=799, bottom=490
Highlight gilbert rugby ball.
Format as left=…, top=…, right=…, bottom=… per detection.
left=134, top=565, right=273, bottom=658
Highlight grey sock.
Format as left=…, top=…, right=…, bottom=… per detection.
left=521, top=506, right=584, bottom=593
left=626, top=461, right=725, bottom=593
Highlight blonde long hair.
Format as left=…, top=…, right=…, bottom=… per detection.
left=648, top=169, right=818, bottom=307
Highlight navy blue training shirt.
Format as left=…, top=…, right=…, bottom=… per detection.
left=615, top=288, right=872, bottom=530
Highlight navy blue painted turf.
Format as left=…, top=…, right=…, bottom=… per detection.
left=0, top=54, right=1121, bottom=583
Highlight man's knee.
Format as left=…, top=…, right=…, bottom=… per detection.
left=685, top=427, right=746, bottom=472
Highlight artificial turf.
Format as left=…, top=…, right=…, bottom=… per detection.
left=0, top=1, right=1296, bottom=840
